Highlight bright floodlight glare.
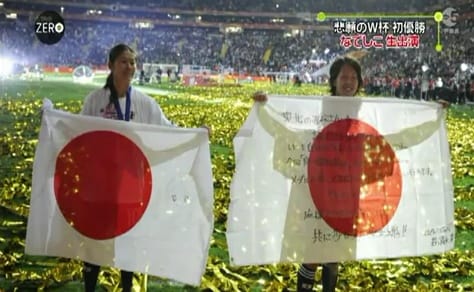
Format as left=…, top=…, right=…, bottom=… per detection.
left=421, top=64, right=429, bottom=72
left=0, top=57, right=13, bottom=76
left=324, top=48, right=330, bottom=54
left=460, top=63, right=468, bottom=72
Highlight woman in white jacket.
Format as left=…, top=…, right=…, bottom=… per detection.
left=80, top=43, right=173, bottom=292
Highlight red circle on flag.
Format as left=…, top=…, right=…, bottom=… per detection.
left=54, top=131, right=152, bottom=240
left=308, top=119, right=402, bottom=236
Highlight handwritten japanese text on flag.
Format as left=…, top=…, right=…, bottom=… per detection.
left=227, top=95, right=454, bottom=265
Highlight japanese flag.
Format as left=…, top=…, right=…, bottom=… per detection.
left=25, top=107, right=214, bottom=286
left=227, top=95, right=454, bottom=265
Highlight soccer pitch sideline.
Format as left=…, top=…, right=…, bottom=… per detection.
left=0, top=75, right=473, bottom=291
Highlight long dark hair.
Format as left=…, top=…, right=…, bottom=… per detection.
left=329, top=56, right=363, bottom=96
left=104, top=44, right=136, bottom=104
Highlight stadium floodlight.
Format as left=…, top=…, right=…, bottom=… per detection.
left=0, top=57, right=13, bottom=76
left=6, top=13, right=17, bottom=19
left=421, top=64, right=429, bottom=72
left=324, top=48, right=330, bottom=54
left=460, top=63, right=468, bottom=72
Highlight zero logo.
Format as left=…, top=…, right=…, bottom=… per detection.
left=34, top=11, right=65, bottom=45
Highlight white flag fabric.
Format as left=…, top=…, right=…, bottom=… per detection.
left=25, top=108, right=214, bottom=286
left=227, top=95, right=454, bottom=266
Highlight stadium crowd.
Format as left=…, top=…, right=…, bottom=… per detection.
left=0, top=0, right=472, bottom=103
left=64, top=0, right=456, bottom=13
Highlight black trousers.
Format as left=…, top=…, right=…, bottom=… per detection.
left=83, top=262, right=133, bottom=292
left=321, top=263, right=338, bottom=292
left=297, top=263, right=338, bottom=292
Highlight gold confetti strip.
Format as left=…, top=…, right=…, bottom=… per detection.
left=446, top=115, right=474, bottom=180
left=455, top=208, right=474, bottom=230
left=455, top=186, right=474, bottom=201
left=0, top=92, right=473, bottom=291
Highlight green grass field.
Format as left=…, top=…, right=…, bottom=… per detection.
left=0, top=74, right=473, bottom=291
